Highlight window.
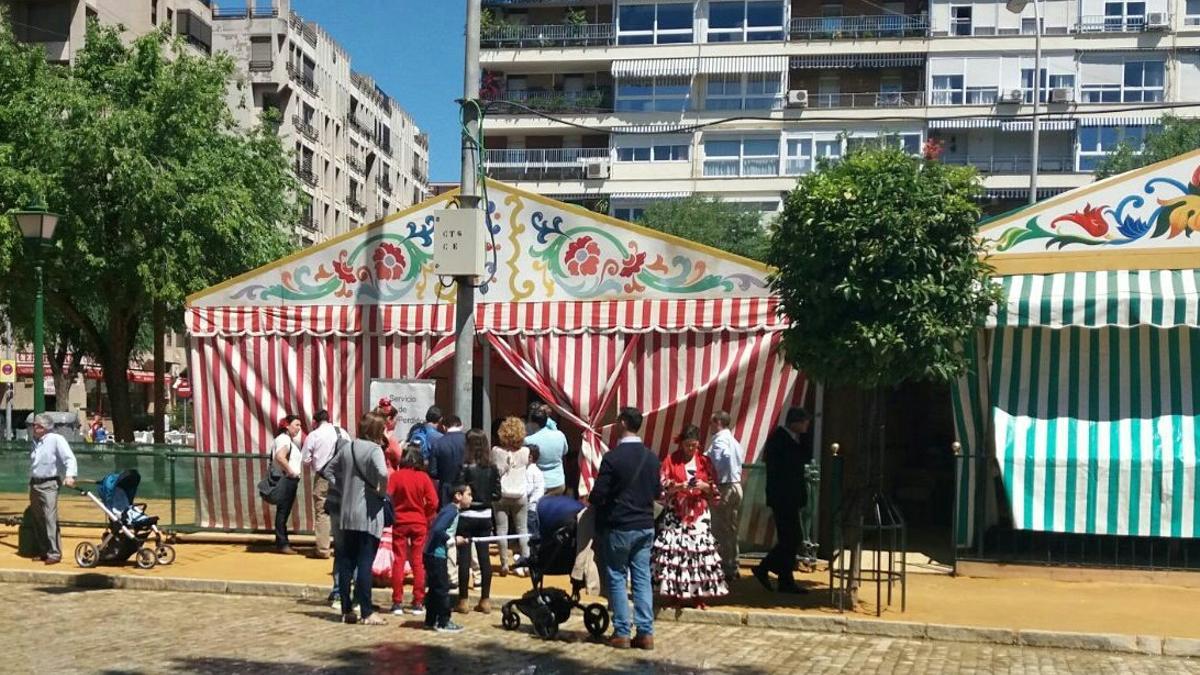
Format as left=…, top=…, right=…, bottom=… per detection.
left=705, top=73, right=782, bottom=110
left=653, top=143, right=690, bottom=160
left=707, top=1, right=785, bottom=42
left=613, top=206, right=647, bottom=221
left=1021, top=69, right=1076, bottom=103
left=966, top=86, right=998, bottom=104
left=618, top=3, right=694, bottom=44
left=846, top=133, right=922, bottom=154
left=703, top=137, right=779, bottom=176
left=950, top=6, right=973, bottom=35
left=1082, top=59, right=1164, bottom=102
left=1078, top=125, right=1150, bottom=171
left=1122, top=61, right=1164, bottom=101
left=784, top=138, right=813, bottom=175
left=932, top=75, right=964, bottom=105
left=616, top=76, right=692, bottom=112
left=1188, top=0, right=1200, bottom=24
left=1104, top=1, right=1146, bottom=30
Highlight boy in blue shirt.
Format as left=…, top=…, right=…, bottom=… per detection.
left=424, top=483, right=471, bottom=632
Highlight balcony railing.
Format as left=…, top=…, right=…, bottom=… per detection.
left=1076, top=14, right=1162, bottom=32
left=213, top=7, right=278, bottom=19
left=376, top=175, right=394, bottom=194
left=790, top=14, right=929, bottom=39
left=346, top=114, right=371, bottom=137
left=484, top=148, right=610, bottom=165
left=347, top=196, right=367, bottom=216
left=809, top=91, right=924, bottom=108
left=299, top=214, right=317, bottom=230
left=942, top=155, right=1077, bottom=173
left=488, top=88, right=612, bottom=114
left=286, top=62, right=318, bottom=96
left=249, top=59, right=273, bottom=72
left=294, top=162, right=317, bottom=187
left=345, top=155, right=365, bottom=175
left=292, top=115, right=318, bottom=142
left=376, top=136, right=393, bottom=155
left=481, top=23, right=615, bottom=48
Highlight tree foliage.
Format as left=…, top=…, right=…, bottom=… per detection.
left=1095, top=115, right=1200, bottom=179
left=0, top=20, right=298, bottom=438
left=768, top=148, right=998, bottom=389
left=636, top=196, right=770, bottom=262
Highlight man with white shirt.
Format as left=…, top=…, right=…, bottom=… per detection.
left=28, top=414, right=78, bottom=565
left=302, top=409, right=339, bottom=559
left=706, top=411, right=744, bottom=583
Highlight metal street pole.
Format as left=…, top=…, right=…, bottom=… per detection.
left=5, top=311, right=12, bottom=439
left=1028, top=0, right=1042, bottom=205
left=33, top=261, right=45, bottom=415
left=454, top=0, right=482, bottom=426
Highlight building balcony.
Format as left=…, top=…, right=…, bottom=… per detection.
left=942, top=155, right=1078, bottom=174
left=482, top=22, right=615, bottom=48
left=346, top=155, right=366, bottom=175
left=485, top=147, right=609, bottom=179
left=790, top=14, right=929, bottom=40
left=298, top=214, right=318, bottom=231
left=1075, top=14, right=1168, bottom=32
left=483, top=0, right=600, bottom=5
left=294, top=162, right=318, bottom=187
left=286, top=63, right=318, bottom=96
left=214, top=7, right=279, bottom=19
left=249, top=59, right=274, bottom=72
left=347, top=196, right=367, bottom=216
left=808, top=91, right=924, bottom=108
left=376, top=175, right=395, bottom=194
left=376, top=136, right=393, bottom=155
left=292, top=115, right=319, bottom=142
left=346, top=114, right=372, bottom=138
left=488, top=88, right=612, bottom=114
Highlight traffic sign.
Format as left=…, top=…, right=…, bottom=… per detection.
left=176, top=378, right=192, bottom=399
left=0, top=360, right=14, bottom=383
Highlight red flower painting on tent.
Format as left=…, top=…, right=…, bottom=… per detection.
left=619, top=250, right=647, bottom=278
left=373, top=243, right=407, bottom=281
left=332, top=251, right=358, bottom=284
left=564, top=236, right=601, bottom=276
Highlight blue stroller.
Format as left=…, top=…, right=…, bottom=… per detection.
left=73, top=469, right=175, bottom=569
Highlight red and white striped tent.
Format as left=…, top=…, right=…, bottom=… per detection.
left=186, top=181, right=804, bottom=539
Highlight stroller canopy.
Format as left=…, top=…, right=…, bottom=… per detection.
left=99, top=469, right=141, bottom=513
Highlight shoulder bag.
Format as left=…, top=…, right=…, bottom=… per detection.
left=351, top=440, right=395, bottom=527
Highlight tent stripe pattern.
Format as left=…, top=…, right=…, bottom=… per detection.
left=989, top=270, right=1200, bottom=330
left=991, top=325, right=1200, bottom=538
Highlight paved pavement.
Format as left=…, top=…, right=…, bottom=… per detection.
left=5, top=584, right=1198, bottom=675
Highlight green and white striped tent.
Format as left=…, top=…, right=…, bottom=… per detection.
left=953, top=150, right=1200, bottom=548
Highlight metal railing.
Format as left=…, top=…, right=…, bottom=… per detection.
left=248, top=59, right=273, bottom=72
left=294, top=162, right=317, bottom=187
left=345, top=154, right=365, bottom=175
left=292, top=115, right=318, bottom=142
left=346, top=114, right=371, bottom=137
left=484, top=147, right=609, bottom=165
left=347, top=196, right=367, bottom=216
left=481, top=23, right=615, bottom=48
left=286, top=62, right=318, bottom=96
left=299, top=214, right=318, bottom=230
left=375, top=175, right=394, bottom=194
left=1076, top=14, right=1161, bottom=32
left=489, top=87, right=612, bottom=114
left=213, top=6, right=279, bottom=19
left=790, top=14, right=929, bottom=39
left=942, top=155, right=1076, bottom=173
left=809, top=91, right=924, bottom=108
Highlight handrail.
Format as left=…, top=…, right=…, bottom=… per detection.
left=482, top=22, right=615, bottom=48
left=484, top=147, right=610, bottom=165
left=790, top=14, right=929, bottom=39
left=809, top=91, right=924, bottom=108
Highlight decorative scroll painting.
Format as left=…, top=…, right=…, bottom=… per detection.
left=979, top=150, right=1200, bottom=264
left=192, top=182, right=771, bottom=308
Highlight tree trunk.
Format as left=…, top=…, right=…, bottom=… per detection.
left=49, top=341, right=71, bottom=413
left=843, top=386, right=884, bottom=608
left=99, top=321, right=137, bottom=443
left=152, top=302, right=165, bottom=444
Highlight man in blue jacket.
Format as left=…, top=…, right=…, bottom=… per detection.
left=589, top=406, right=660, bottom=651
left=427, top=413, right=466, bottom=507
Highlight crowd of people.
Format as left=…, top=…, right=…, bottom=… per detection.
left=20, top=384, right=816, bottom=647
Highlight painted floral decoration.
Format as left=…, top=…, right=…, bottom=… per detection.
left=619, top=251, right=647, bottom=278
left=564, top=236, right=601, bottom=276
left=373, top=242, right=407, bottom=281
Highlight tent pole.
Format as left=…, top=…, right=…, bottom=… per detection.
left=455, top=0, right=482, bottom=426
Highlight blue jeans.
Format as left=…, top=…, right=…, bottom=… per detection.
left=601, top=527, right=655, bottom=638
left=336, top=530, right=379, bottom=618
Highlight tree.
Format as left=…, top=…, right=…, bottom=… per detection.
left=767, top=148, right=998, bottom=603
left=1095, top=115, right=1200, bottom=179
left=636, top=196, right=770, bottom=262
left=0, top=21, right=298, bottom=440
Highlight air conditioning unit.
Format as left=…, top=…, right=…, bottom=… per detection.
left=786, top=89, right=809, bottom=108
left=1049, top=87, right=1074, bottom=103
left=1001, top=89, right=1025, bottom=103
left=1146, top=12, right=1168, bottom=28
left=585, top=161, right=610, bottom=179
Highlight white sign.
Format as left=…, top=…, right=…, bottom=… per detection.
left=367, top=379, right=437, bottom=444
left=432, top=208, right=485, bottom=276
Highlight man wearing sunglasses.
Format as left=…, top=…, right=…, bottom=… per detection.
left=28, top=414, right=78, bottom=565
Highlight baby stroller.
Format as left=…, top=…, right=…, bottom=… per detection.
left=73, top=469, right=176, bottom=570
left=500, top=511, right=609, bottom=640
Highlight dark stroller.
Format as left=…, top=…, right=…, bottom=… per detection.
left=73, top=469, right=175, bottom=569
left=500, top=507, right=609, bottom=640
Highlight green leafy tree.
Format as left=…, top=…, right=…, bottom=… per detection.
left=1095, top=115, right=1200, bottom=179
left=637, top=196, right=770, bottom=262
left=0, top=21, right=298, bottom=440
left=768, top=148, right=998, bottom=602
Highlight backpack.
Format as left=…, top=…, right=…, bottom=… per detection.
left=407, top=423, right=432, bottom=458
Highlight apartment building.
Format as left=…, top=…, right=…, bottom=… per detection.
left=2, top=0, right=213, bottom=63
left=214, top=1, right=431, bottom=245
left=479, top=0, right=1200, bottom=219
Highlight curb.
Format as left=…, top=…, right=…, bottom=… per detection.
left=3, top=569, right=1196, bottom=658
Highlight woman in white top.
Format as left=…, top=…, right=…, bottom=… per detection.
left=273, top=414, right=303, bottom=554
left=492, top=417, right=531, bottom=576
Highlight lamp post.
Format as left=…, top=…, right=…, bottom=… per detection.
left=1006, top=0, right=1042, bottom=205
left=11, top=201, right=60, bottom=415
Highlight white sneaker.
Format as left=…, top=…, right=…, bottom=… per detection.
left=408, top=605, right=426, bottom=616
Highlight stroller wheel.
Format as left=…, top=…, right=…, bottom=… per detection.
left=74, top=542, right=99, bottom=569
left=155, top=544, right=176, bottom=566
left=532, top=613, right=559, bottom=640
left=583, top=603, right=610, bottom=638
left=501, top=601, right=520, bottom=631
left=134, top=547, right=157, bottom=570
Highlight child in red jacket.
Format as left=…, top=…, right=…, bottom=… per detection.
left=388, top=444, right=439, bottom=615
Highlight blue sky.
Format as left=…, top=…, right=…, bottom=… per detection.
left=293, top=0, right=464, bottom=183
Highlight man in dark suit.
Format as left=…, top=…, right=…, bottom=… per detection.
left=753, top=407, right=812, bottom=594
left=427, top=413, right=467, bottom=507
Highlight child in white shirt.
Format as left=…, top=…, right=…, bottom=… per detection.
left=525, top=444, right=545, bottom=537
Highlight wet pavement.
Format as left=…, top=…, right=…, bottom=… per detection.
left=5, top=584, right=1199, bottom=674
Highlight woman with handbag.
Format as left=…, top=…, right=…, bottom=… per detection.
left=272, top=415, right=303, bottom=554
left=327, top=411, right=391, bottom=625
left=456, top=428, right=501, bottom=614
left=491, top=417, right=531, bottom=577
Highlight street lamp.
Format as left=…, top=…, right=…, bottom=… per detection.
left=1006, top=0, right=1042, bottom=205
left=11, top=200, right=60, bottom=415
